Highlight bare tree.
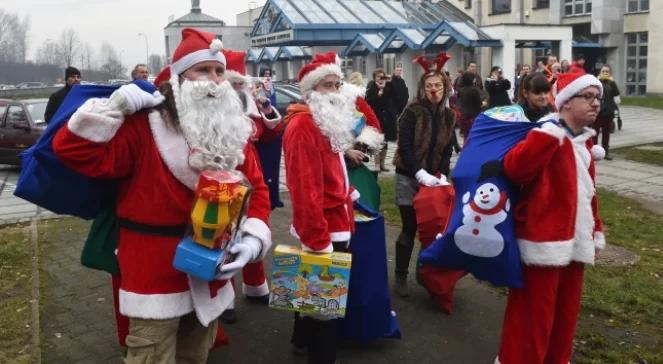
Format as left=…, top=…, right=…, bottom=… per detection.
left=98, top=41, right=126, bottom=78
left=79, top=42, right=95, bottom=71
left=0, top=9, right=30, bottom=63
left=35, top=39, right=62, bottom=66
left=58, top=28, right=80, bottom=67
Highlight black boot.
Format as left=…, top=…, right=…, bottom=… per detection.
left=308, top=318, right=338, bottom=364
left=394, top=233, right=415, bottom=297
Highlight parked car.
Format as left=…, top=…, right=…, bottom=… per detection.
left=0, top=98, right=48, bottom=166
left=16, top=82, right=47, bottom=89
left=273, top=84, right=301, bottom=116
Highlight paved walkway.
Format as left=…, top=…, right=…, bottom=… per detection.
left=0, top=105, right=662, bottom=363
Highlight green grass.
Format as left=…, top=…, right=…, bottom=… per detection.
left=378, top=178, right=663, bottom=362
left=622, top=96, right=663, bottom=110
left=0, top=225, right=34, bottom=364
left=612, top=142, right=663, bottom=167
left=378, top=177, right=399, bottom=226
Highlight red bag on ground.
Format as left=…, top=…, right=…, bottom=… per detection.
left=413, top=185, right=455, bottom=246
left=413, top=185, right=467, bottom=314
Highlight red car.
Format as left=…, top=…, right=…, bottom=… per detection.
left=0, top=98, right=47, bottom=166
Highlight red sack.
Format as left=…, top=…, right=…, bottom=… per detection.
left=413, top=185, right=466, bottom=314
left=413, top=185, right=455, bottom=247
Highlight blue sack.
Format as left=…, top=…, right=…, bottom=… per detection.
left=14, top=85, right=119, bottom=219
left=338, top=202, right=401, bottom=342
left=419, top=105, right=551, bottom=288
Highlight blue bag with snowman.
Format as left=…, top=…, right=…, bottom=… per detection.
left=419, top=105, right=554, bottom=288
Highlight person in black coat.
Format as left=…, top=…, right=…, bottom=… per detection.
left=456, top=71, right=484, bottom=143
left=485, top=66, right=512, bottom=108
left=366, top=68, right=398, bottom=172
left=390, top=66, right=410, bottom=117
left=45, top=67, right=81, bottom=124
left=594, top=64, right=621, bottom=160
left=517, top=73, right=553, bottom=122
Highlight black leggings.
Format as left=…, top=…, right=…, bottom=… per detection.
left=398, top=205, right=417, bottom=239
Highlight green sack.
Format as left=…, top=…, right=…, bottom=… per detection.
left=80, top=205, right=119, bottom=275
left=347, top=164, right=381, bottom=211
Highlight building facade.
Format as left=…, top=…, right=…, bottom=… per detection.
left=164, top=0, right=252, bottom=65
left=462, top=0, right=659, bottom=95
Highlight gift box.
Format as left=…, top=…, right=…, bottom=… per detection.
left=173, top=236, right=228, bottom=281
left=269, top=245, right=351, bottom=318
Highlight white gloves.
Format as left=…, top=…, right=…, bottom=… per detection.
left=216, top=235, right=262, bottom=280
left=109, top=83, right=165, bottom=115
left=415, top=169, right=448, bottom=187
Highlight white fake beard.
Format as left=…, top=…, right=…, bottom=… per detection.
left=307, top=91, right=356, bottom=153
left=173, top=79, right=253, bottom=171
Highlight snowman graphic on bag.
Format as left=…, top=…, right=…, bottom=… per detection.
left=454, top=169, right=510, bottom=258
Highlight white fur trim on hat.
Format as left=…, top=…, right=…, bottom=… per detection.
left=300, top=63, right=343, bottom=93
left=591, top=145, right=606, bottom=161
left=555, top=74, right=603, bottom=110
left=171, top=40, right=226, bottom=76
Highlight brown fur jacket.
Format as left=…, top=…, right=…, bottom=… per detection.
left=393, top=100, right=457, bottom=177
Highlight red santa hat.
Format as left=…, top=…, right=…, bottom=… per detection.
left=223, top=49, right=248, bottom=84
left=153, top=66, right=171, bottom=88
left=170, top=28, right=226, bottom=76
left=554, top=72, right=603, bottom=110
left=297, top=51, right=343, bottom=93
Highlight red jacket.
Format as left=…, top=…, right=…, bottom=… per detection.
left=503, top=122, right=605, bottom=266
left=53, top=103, right=271, bottom=325
left=283, top=104, right=355, bottom=252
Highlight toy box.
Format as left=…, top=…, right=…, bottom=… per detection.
left=269, top=245, right=352, bottom=318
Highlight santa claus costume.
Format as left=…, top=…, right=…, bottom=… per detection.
left=497, top=72, right=606, bottom=364
left=220, top=49, right=283, bottom=321
left=283, top=51, right=359, bottom=364
left=53, top=28, right=271, bottom=363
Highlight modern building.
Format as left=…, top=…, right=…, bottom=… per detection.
left=165, top=0, right=658, bottom=95
left=164, top=0, right=252, bottom=64
left=463, top=0, right=658, bottom=95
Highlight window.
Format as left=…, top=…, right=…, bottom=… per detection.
left=492, top=0, right=511, bottom=14
left=465, top=0, right=472, bottom=10
left=564, top=0, right=591, bottom=16
left=535, top=0, right=550, bottom=8
left=625, top=32, right=648, bottom=95
left=6, top=105, right=27, bottom=127
left=0, top=105, right=7, bottom=126
left=627, top=0, right=649, bottom=13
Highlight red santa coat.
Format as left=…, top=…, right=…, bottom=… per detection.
left=53, top=100, right=271, bottom=326
left=245, top=90, right=284, bottom=144
left=503, top=122, right=605, bottom=266
left=283, top=105, right=356, bottom=252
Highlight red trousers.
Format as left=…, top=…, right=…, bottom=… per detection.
left=498, top=262, right=585, bottom=364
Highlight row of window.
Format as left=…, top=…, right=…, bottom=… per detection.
left=477, top=0, right=649, bottom=15
left=626, top=32, right=648, bottom=95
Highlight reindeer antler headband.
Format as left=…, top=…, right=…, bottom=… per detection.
left=412, top=52, right=451, bottom=73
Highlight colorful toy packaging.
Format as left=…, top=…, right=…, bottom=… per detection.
left=173, top=170, right=251, bottom=281
left=269, top=245, right=351, bottom=318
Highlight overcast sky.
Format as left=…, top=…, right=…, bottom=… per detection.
left=2, top=0, right=264, bottom=70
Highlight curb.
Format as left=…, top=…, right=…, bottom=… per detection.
left=30, top=219, right=41, bottom=364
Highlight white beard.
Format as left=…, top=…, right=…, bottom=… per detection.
left=172, top=78, right=253, bottom=171
left=307, top=91, right=356, bottom=153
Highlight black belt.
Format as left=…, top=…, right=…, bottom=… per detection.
left=118, top=218, right=188, bottom=238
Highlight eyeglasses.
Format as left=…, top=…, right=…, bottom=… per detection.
left=320, top=81, right=343, bottom=90
left=571, top=93, right=602, bottom=104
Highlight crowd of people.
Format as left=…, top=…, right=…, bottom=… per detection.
left=451, top=53, right=622, bottom=159
left=45, top=27, right=611, bottom=364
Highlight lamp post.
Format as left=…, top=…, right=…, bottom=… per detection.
left=138, top=33, right=149, bottom=66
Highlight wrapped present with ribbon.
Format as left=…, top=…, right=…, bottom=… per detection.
left=173, top=170, right=252, bottom=281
